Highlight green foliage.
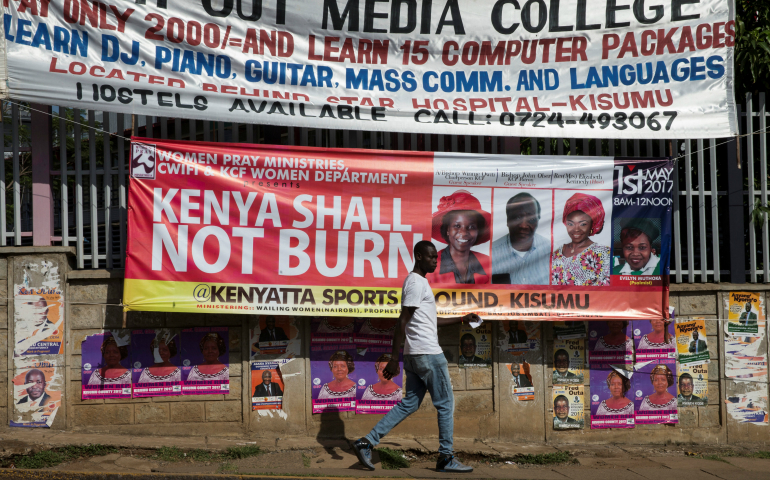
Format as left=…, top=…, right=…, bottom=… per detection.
left=375, top=447, right=410, bottom=470
left=735, top=1, right=770, bottom=99
left=222, top=445, right=262, bottom=459
left=510, top=451, right=575, bottom=465
left=152, top=445, right=261, bottom=462
left=751, top=199, right=770, bottom=226
left=12, top=444, right=117, bottom=469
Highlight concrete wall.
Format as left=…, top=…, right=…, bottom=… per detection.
left=2, top=249, right=769, bottom=445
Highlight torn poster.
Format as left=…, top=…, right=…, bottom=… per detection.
left=181, top=327, right=230, bottom=395
left=553, top=339, right=585, bottom=385
left=311, top=343, right=356, bottom=413
left=590, top=367, right=635, bottom=429
left=310, top=317, right=355, bottom=344
left=14, top=261, right=64, bottom=356
left=355, top=318, right=397, bottom=347
left=460, top=322, right=492, bottom=368
left=504, top=321, right=541, bottom=354
left=633, top=319, right=676, bottom=361
left=588, top=321, right=634, bottom=367
left=81, top=330, right=132, bottom=400
left=726, top=389, right=769, bottom=425
left=11, top=360, right=62, bottom=428
left=553, top=385, right=585, bottom=430
left=675, top=320, right=710, bottom=366
left=633, top=359, right=679, bottom=425
left=677, top=363, right=708, bottom=407
left=131, top=329, right=182, bottom=398
left=251, top=361, right=284, bottom=411
left=726, top=292, right=763, bottom=337
left=250, top=315, right=301, bottom=359
left=356, top=347, right=403, bottom=414
left=725, top=335, right=768, bottom=383
left=507, top=362, right=534, bottom=401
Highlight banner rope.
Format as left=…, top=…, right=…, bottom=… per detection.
left=4, top=99, right=770, bottom=162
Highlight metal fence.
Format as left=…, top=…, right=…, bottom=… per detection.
left=0, top=95, right=765, bottom=283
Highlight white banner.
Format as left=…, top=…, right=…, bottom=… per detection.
left=3, top=0, right=736, bottom=138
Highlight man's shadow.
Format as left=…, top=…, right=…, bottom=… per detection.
left=316, top=411, right=347, bottom=461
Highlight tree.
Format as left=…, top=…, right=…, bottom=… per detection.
left=735, top=1, right=770, bottom=100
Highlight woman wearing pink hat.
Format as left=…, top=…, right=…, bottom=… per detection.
left=551, top=193, right=610, bottom=286
left=428, top=190, right=491, bottom=285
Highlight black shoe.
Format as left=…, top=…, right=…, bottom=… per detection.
left=437, top=454, right=473, bottom=473
left=352, top=438, right=376, bottom=470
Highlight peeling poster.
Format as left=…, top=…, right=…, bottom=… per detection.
left=14, top=261, right=64, bottom=357
left=11, top=359, right=62, bottom=428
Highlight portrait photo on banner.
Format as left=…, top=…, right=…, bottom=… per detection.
left=553, top=385, right=585, bottom=430
left=507, top=361, right=534, bottom=401
left=12, top=362, right=62, bottom=428
left=81, top=330, right=132, bottom=400
left=490, top=188, right=552, bottom=286
left=131, top=329, right=182, bottom=398
left=311, top=316, right=355, bottom=344
left=251, top=315, right=300, bottom=358
left=633, top=319, right=676, bottom=361
left=589, top=367, right=635, bottom=429
left=553, top=339, right=585, bottom=385
left=588, top=321, right=635, bottom=366
left=633, top=359, right=678, bottom=425
left=251, top=361, right=284, bottom=411
left=611, top=217, right=663, bottom=277
left=355, top=347, right=403, bottom=415
left=429, top=187, right=492, bottom=286
left=503, top=320, right=541, bottom=353
left=181, top=327, right=230, bottom=395
left=310, top=343, right=357, bottom=414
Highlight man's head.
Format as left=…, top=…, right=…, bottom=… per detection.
left=554, top=395, right=569, bottom=420
left=505, top=193, right=540, bottom=248
left=265, top=316, right=276, bottom=330
left=413, top=240, right=438, bottom=274
left=24, top=369, right=46, bottom=401
left=746, top=302, right=752, bottom=312
left=554, top=349, right=570, bottom=374
left=693, top=330, right=700, bottom=341
left=510, top=363, right=521, bottom=376
left=679, top=373, right=694, bottom=397
left=461, top=334, right=476, bottom=358
left=261, top=371, right=272, bottom=385
left=29, top=297, right=49, bottom=327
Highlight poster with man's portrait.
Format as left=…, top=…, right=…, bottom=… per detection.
left=11, top=361, right=62, bottom=428
left=14, top=285, right=64, bottom=357
left=250, top=315, right=300, bottom=358
left=181, top=327, right=230, bottom=396
left=552, top=339, right=585, bottom=385
left=633, top=319, right=675, bottom=361
left=589, top=367, right=635, bottom=429
left=311, top=317, right=355, bottom=344
left=503, top=320, right=540, bottom=354
left=677, top=363, right=708, bottom=407
left=506, top=362, right=534, bottom=401
left=355, top=318, right=397, bottom=346
left=310, top=343, right=357, bottom=413
left=675, top=320, right=710, bottom=366
left=131, top=329, right=182, bottom=398
left=355, top=347, right=403, bottom=415
left=587, top=321, right=634, bottom=367
left=553, top=386, right=584, bottom=430
left=726, top=292, right=763, bottom=337
left=81, top=330, right=132, bottom=400
left=459, top=323, right=492, bottom=367
left=251, top=361, right=284, bottom=411
left=633, top=359, right=678, bottom=425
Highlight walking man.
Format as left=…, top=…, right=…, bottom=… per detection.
left=352, top=240, right=479, bottom=473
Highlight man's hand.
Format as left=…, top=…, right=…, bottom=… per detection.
left=383, top=358, right=401, bottom=380
left=463, top=313, right=481, bottom=324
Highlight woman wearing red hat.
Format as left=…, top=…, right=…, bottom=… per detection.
left=428, top=190, right=491, bottom=285
left=551, top=193, right=610, bottom=286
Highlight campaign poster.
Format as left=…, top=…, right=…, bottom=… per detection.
left=459, top=323, right=492, bottom=368
left=504, top=321, right=541, bottom=354
left=553, top=386, right=585, bottom=430
left=131, top=329, right=182, bottom=398
left=725, top=336, right=768, bottom=383
left=677, top=363, right=708, bottom=407
left=250, top=315, right=301, bottom=358
left=633, top=360, right=679, bottom=425
left=81, top=330, right=132, bottom=400
left=553, top=321, right=587, bottom=340
left=251, top=361, right=284, bottom=411
left=355, top=318, right=397, bottom=347
left=181, top=327, right=230, bottom=396
left=587, top=321, right=634, bottom=367
left=311, top=343, right=357, bottom=413
left=506, top=362, right=534, bottom=401
left=589, top=367, right=635, bottom=429
left=552, top=340, right=585, bottom=385
left=633, top=319, right=676, bottom=361
left=726, top=292, right=763, bottom=337
left=355, top=347, right=403, bottom=415
left=310, top=317, right=355, bottom=345
left=725, top=389, right=769, bottom=425
left=14, top=284, right=64, bottom=357
left=676, top=320, right=710, bottom=366
left=11, top=360, right=62, bottom=428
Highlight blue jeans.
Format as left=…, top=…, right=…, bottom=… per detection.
left=364, top=353, right=454, bottom=455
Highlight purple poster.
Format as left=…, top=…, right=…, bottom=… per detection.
left=633, top=320, right=676, bottom=361
left=181, top=327, right=230, bottom=396
left=310, top=317, right=355, bottom=344
left=81, top=330, right=132, bottom=400
left=131, top=329, right=182, bottom=398
left=310, top=343, right=356, bottom=413
left=355, top=318, right=397, bottom=347
left=633, top=359, right=679, bottom=425
left=356, top=347, right=403, bottom=415
left=587, top=321, right=634, bottom=367
left=589, top=368, right=635, bottom=429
